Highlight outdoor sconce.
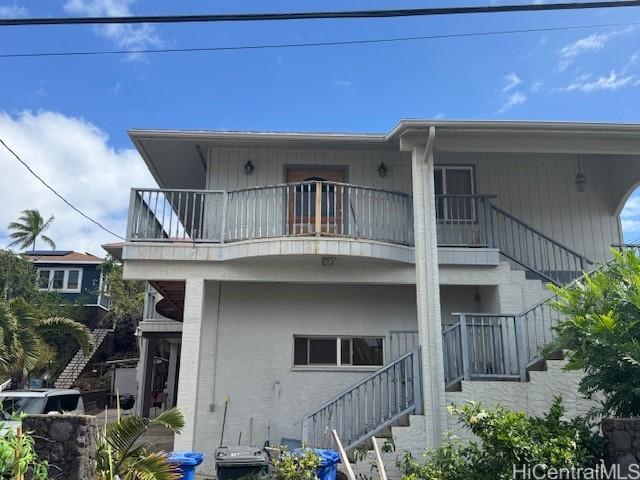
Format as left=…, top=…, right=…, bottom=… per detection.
left=244, top=160, right=255, bottom=175
left=377, top=162, right=388, bottom=177
left=575, top=156, right=587, bottom=192
left=321, top=256, right=336, bottom=267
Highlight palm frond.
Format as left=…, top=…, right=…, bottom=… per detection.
left=41, top=215, right=54, bottom=232
left=104, top=415, right=152, bottom=460
left=35, top=317, right=94, bottom=355
left=40, top=235, right=56, bottom=250
left=119, top=451, right=181, bottom=480
left=150, top=408, right=185, bottom=434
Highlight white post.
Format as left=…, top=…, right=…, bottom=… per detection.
left=174, top=277, right=206, bottom=451
left=410, top=126, right=447, bottom=448
left=166, top=342, right=180, bottom=409
left=135, top=335, right=155, bottom=417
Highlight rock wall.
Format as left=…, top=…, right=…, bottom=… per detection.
left=23, top=414, right=97, bottom=480
left=602, top=418, right=640, bottom=477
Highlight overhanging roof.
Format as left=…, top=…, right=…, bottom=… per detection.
left=129, top=120, right=640, bottom=189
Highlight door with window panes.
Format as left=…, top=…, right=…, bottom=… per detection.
left=434, top=166, right=480, bottom=245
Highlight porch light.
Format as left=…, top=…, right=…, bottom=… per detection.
left=377, top=162, right=388, bottom=177
left=321, top=256, right=336, bottom=267
left=575, top=156, right=586, bottom=192
left=244, top=160, right=255, bottom=175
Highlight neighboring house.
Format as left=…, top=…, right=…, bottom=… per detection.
left=24, top=250, right=111, bottom=311
left=106, top=120, right=640, bottom=475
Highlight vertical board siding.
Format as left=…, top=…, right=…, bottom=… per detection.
left=436, top=152, right=622, bottom=262
left=207, top=147, right=413, bottom=193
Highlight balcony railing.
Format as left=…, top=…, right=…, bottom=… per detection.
left=127, top=182, right=414, bottom=246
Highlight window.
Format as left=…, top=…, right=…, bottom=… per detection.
left=293, top=336, right=384, bottom=367
left=36, top=268, right=82, bottom=292
left=434, top=166, right=475, bottom=221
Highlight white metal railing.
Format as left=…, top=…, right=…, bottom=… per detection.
left=127, top=182, right=414, bottom=246
left=301, top=347, right=422, bottom=451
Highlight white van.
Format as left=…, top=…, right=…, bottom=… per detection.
left=0, top=389, right=85, bottom=421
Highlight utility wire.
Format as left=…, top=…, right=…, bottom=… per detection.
left=1, top=20, right=639, bottom=59
left=2, top=0, right=640, bottom=26
left=0, top=138, right=126, bottom=240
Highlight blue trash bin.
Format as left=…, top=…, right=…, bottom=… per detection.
left=168, top=451, right=205, bottom=480
left=294, top=448, right=340, bottom=480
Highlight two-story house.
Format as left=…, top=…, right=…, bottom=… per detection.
left=108, top=120, right=640, bottom=475
left=25, top=250, right=110, bottom=311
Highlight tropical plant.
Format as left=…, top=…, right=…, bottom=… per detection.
left=547, top=248, right=640, bottom=417
left=0, top=249, right=38, bottom=301
left=270, top=447, right=320, bottom=480
left=0, top=423, right=49, bottom=480
left=397, top=398, right=605, bottom=480
left=0, top=298, right=93, bottom=387
left=96, top=406, right=185, bottom=480
left=7, top=209, right=56, bottom=251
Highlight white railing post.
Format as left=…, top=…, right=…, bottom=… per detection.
left=220, top=191, right=228, bottom=244
left=514, top=315, right=528, bottom=382
left=126, top=188, right=137, bottom=241
left=301, top=418, right=310, bottom=446
left=459, top=315, right=471, bottom=381
left=412, top=348, right=423, bottom=414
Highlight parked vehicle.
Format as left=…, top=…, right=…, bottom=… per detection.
left=0, top=389, right=85, bottom=432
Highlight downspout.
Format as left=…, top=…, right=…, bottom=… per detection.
left=209, top=280, right=222, bottom=412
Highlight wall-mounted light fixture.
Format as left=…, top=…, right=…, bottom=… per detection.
left=575, top=155, right=587, bottom=192
left=377, top=162, right=388, bottom=178
left=321, top=256, right=336, bottom=267
left=244, top=160, right=255, bottom=175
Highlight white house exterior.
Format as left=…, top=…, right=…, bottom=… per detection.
left=110, top=120, right=640, bottom=475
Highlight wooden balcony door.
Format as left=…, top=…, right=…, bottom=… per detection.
left=286, top=167, right=345, bottom=235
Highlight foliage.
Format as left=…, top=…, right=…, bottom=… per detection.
left=96, top=406, right=185, bottom=480
left=0, top=249, right=38, bottom=302
left=0, top=424, right=49, bottom=480
left=7, top=209, right=55, bottom=251
left=547, top=249, right=640, bottom=417
left=0, top=298, right=93, bottom=387
left=270, top=447, right=320, bottom=480
left=397, top=398, right=605, bottom=480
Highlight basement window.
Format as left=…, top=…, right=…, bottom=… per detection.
left=293, top=336, right=384, bottom=367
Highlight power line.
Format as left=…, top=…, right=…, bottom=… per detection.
left=1, top=20, right=639, bottom=59
left=2, top=1, right=640, bottom=27
left=0, top=138, right=126, bottom=241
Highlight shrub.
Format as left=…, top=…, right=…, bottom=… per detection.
left=548, top=249, right=640, bottom=417
left=0, top=425, right=49, bottom=480
left=397, top=398, right=605, bottom=480
left=270, top=448, right=320, bottom=480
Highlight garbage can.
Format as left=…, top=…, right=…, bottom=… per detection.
left=168, top=451, right=205, bottom=480
left=216, top=446, right=268, bottom=480
left=294, top=448, right=340, bottom=480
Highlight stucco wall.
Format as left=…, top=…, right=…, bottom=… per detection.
left=188, top=282, right=417, bottom=474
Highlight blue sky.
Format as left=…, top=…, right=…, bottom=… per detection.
left=1, top=0, right=640, bottom=253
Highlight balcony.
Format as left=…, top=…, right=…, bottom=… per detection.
left=125, top=182, right=504, bottom=246
left=126, top=183, right=587, bottom=281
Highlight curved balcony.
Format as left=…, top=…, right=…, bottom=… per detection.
left=126, top=182, right=414, bottom=247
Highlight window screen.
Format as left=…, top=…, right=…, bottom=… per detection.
left=67, top=270, right=80, bottom=290
left=294, top=336, right=383, bottom=366
left=52, top=270, right=64, bottom=290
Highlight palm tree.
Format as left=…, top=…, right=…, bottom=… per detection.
left=0, top=298, right=93, bottom=387
left=7, top=209, right=56, bottom=251
left=96, top=407, right=185, bottom=480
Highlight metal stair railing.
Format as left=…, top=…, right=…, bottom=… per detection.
left=301, top=347, right=422, bottom=451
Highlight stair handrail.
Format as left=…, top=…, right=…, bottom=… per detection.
left=489, top=203, right=593, bottom=267
left=301, top=346, right=422, bottom=450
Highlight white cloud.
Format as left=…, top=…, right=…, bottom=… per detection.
left=530, top=81, right=543, bottom=93
left=497, top=91, right=527, bottom=113
left=0, top=110, right=155, bottom=255
left=0, top=2, right=27, bottom=18
left=501, top=72, right=522, bottom=93
left=561, top=70, right=636, bottom=93
left=558, top=28, right=634, bottom=71
left=63, top=0, right=164, bottom=60
left=333, top=79, right=352, bottom=88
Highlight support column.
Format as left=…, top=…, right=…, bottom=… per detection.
left=410, top=126, right=447, bottom=448
left=135, top=335, right=155, bottom=417
left=166, top=342, right=180, bottom=409
left=174, top=277, right=206, bottom=451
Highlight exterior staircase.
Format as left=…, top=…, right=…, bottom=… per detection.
left=301, top=201, right=598, bottom=452
left=54, top=328, right=112, bottom=389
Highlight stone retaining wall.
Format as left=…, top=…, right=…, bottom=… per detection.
left=23, top=414, right=97, bottom=480
left=602, top=418, right=640, bottom=477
